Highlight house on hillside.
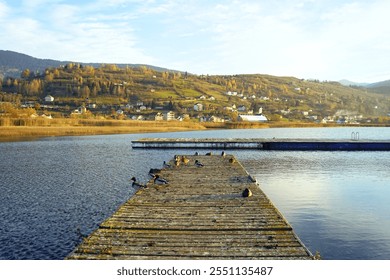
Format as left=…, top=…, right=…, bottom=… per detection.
left=45, top=95, right=54, bottom=102
left=237, top=105, right=246, bottom=112
left=238, top=114, right=268, bottom=122
left=155, top=113, right=163, bottom=121
left=163, top=111, right=175, bottom=121
left=72, top=106, right=87, bottom=115
left=194, top=103, right=203, bottom=111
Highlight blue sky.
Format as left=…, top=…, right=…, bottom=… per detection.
left=1, top=0, right=390, bottom=82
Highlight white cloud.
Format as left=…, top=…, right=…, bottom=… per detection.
left=0, top=0, right=9, bottom=18
left=0, top=0, right=155, bottom=64
left=2, top=0, right=390, bottom=81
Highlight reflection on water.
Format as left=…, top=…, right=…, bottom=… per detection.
left=0, top=128, right=389, bottom=259
left=239, top=150, right=390, bottom=259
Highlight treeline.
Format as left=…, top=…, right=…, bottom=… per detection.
left=1, top=62, right=390, bottom=118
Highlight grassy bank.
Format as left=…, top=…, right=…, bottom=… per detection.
left=0, top=118, right=207, bottom=141
left=1, top=118, right=387, bottom=142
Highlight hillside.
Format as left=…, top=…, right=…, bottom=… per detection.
left=1, top=51, right=389, bottom=124
left=0, top=50, right=69, bottom=79
left=365, top=80, right=390, bottom=95
left=0, top=50, right=173, bottom=79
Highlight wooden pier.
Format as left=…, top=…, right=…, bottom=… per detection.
left=132, top=138, right=390, bottom=151
left=67, top=155, right=313, bottom=260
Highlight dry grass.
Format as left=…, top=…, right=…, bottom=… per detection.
left=1, top=117, right=381, bottom=142
left=0, top=118, right=207, bottom=141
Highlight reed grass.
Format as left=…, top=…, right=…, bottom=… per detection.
left=0, top=118, right=207, bottom=141
left=0, top=117, right=381, bottom=142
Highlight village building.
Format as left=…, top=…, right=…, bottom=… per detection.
left=237, top=105, right=246, bottom=112
left=238, top=114, right=268, bottom=122
left=194, top=103, right=203, bottom=111
left=163, top=111, right=175, bottom=121
left=210, top=116, right=225, bottom=123
left=72, top=106, right=87, bottom=115
left=155, top=113, right=164, bottom=121
left=44, top=95, right=54, bottom=102
left=238, top=108, right=267, bottom=122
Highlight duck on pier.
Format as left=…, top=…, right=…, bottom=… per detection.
left=242, top=188, right=252, bottom=197
left=195, top=160, right=204, bottom=167
left=148, top=168, right=161, bottom=179
left=174, top=158, right=180, bottom=167
left=181, top=156, right=190, bottom=165
left=248, top=175, right=257, bottom=183
left=163, top=161, right=171, bottom=168
left=130, top=177, right=147, bottom=189
left=153, top=175, right=169, bottom=185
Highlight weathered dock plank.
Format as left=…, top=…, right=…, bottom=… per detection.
left=132, top=138, right=390, bottom=151
left=66, top=155, right=312, bottom=260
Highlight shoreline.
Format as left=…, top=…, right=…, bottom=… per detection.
left=0, top=124, right=205, bottom=142
left=0, top=120, right=388, bottom=142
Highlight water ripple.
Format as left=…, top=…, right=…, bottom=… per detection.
left=1, top=128, right=390, bottom=259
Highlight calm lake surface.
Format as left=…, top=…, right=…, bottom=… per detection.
left=0, top=127, right=389, bottom=260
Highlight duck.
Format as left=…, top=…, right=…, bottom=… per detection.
left=130, top=177, right=147, bottom=188
left=205, top=152, right=212, bottom=156
left=148, top=168, right=161, bottom=179
left=242, top=188, right=252, bottom=197
left=194, top=152, right=199, bottom=156
left=174, top=158, right=180, bottom=167
left=163, top=161, right=171, bottom=168
left=195, top=160, right=204, bottom=167
left=221, top=151, right=226, bottom=157
left=153, top=175, right=169, bottom=185
left=181, top=156, right=190, bottom=165
left=248, top=175, right=257, bottom=183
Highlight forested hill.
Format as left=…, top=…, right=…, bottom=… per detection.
left=0, top=50, right=70, bottom=79
left=1, top=60, right=389, bottom=120
left=0, top=50, right=173, bottom=79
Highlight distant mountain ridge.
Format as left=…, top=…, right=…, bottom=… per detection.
left=365, top=79, right=390, bottom=95
left=0, top=50, right=174, bottom=79
left=338, top=79, right=370, bottom=87
left=1, top=50, right=390, bottom=96
left=338, top=78, right=390, bottom=95
left=0, top=50, right=69, bottom=78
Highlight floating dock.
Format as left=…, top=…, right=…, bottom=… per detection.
left=132, top=138, right=390, bottom=151
left=67, top=154, right=313, bottom=260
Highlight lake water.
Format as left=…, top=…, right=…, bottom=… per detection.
left=0, top=127, right=389, bottom=260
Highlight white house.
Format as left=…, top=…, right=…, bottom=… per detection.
left=155, top=113, right=163, bottom=121
left=237, top=105, right=246, bottom=112
left=210, top=116, right=224, bottom=123
left=194, top=103, right=203, bottom=111
left=45, top=95, right=54, bottom=102
left=238, top=114, right=268, bottom=122
left=163, top=111, right=175, bottom=121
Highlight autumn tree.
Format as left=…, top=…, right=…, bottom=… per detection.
left=21, top=69, right=31, bottom=79
left=81, top=85, right=90, bottom=98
